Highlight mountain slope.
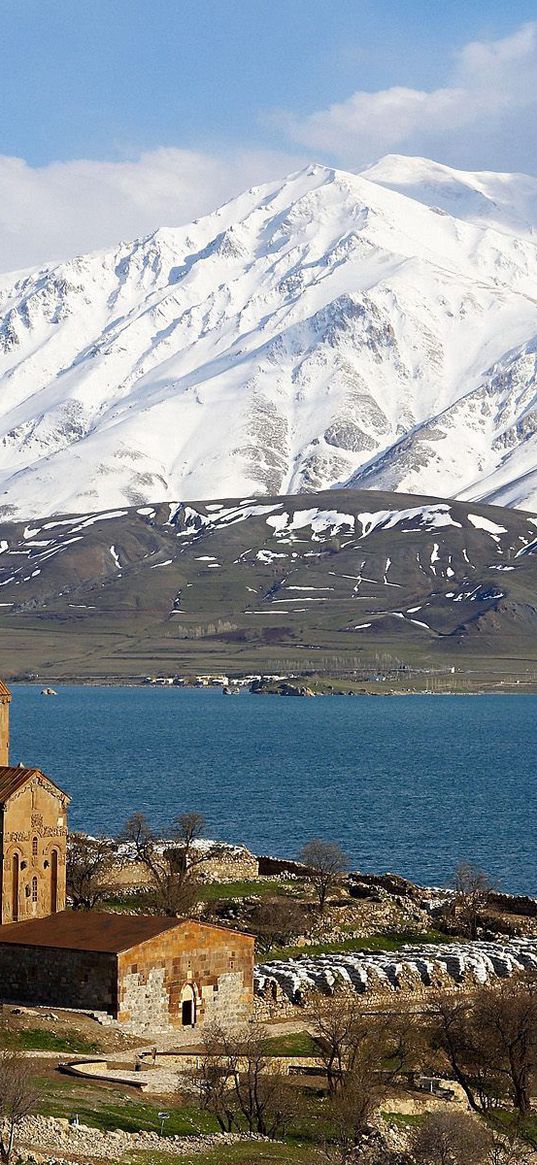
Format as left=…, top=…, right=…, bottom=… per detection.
left=3, top=160, right=537, bottom=516
left=362, top=154, right=537, bottom=240
left=2, top=488, right=537, bottom=679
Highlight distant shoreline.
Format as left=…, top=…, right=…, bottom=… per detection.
left=9, top=677, right=537, bottom=697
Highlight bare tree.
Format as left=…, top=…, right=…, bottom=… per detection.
left=67, top=833, right=116, bottom=910
left=0, top=1052, right=40, bottom=1164
left=310, top=993, right=380, bottom=1097
left=474, top=975, right=537, bottom=1118
left=120, top=810, right=206, bottom=916
left=248, top=897, right=310, bottom=954
left=432, top=992, right=502, bottom=1114
left=298, top=839, right=347, bottom=913
left=379, top=1004, right=429, bottom=1084
left=488, top=1129, right=535, bottom=1165
left=198, top=1024, right=237, bottom=1133
left=452, top=861, right=494, bottom=939
left=172, top=811, right=206, bottom=854
left=411, top=1112, right=491, bottom=1165
left=432, top=977, right=537, bottom=1119
left=198, top=1021, right=298, bottom=1139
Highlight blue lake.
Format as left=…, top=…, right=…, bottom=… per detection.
left=9, top=685, right=535, bottom=894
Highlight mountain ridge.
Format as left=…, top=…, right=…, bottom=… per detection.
left=2, top=485, right=537, bottom=680
left=2, top=157, right=537, bottom=516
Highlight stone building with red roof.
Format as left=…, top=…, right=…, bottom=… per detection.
left=0, top=681, right=254, bottom=1031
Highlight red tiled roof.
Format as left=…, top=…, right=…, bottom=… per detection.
left=0, top=766, right=70, bottom=806
left=0, top=912, right=254, bottom=954
left=0, top=910, right=185, bottom=953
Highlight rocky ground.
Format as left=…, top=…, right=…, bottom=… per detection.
left=19, top=1116, right=271, bottom=1163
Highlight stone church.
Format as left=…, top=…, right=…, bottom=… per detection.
left=0, top=682, right=69, bottom=924
left=0, top=681, right=254, bottom=1031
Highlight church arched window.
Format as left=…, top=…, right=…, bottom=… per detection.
left=32, top=836, right=38, bottom=858
left=31, top=876, right=38, bottom=903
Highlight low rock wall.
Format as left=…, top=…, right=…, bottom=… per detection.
left=17, top=1115, right=271, bottom=1162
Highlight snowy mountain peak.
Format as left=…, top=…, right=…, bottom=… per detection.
left=362, top=153, right=537, bottom=239
left=2, top=158, right=537, bottom=517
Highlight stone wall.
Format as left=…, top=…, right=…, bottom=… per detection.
left=0, top=942, right=116, bottom=1011
left=488, top=890, right=537, bottom=918
left=117, top=921, right=254, bottom=1032
left=197, top=848, right=259, bottom=883
left=109, top=841, right=258, bottom=889
left=257, top=856, right=308, bottom=877
left=1, top=774, right=68, bottom=924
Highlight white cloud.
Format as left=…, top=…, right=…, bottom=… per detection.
left=274, top=22, right=537, bottom=172
left=1, top=22, right=536, bottom=274
left=0, top=146, right=303, bottom=272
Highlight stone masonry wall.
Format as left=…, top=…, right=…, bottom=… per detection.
left=117, top=922, right=254, bottom=1031
left=0, top=943, right=116, bottom=1011
left=2, top=777, right=68, bottom=924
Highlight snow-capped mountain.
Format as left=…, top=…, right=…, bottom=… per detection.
left=4, top=156, right=537, bottom=518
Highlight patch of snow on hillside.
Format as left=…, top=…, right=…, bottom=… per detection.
left=467, top=514, right=507, bottom=536
left=109, top=545, right=121, bottom=570
left=256, top=550, right=288, bottom=563
left=266, top=509, right=354, bottom=540
left=358, top=504, right=461, bottom=539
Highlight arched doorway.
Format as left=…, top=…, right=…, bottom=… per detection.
left=50, top=850, right=58, bottom=913
left=11, top=853, right=19, bottom=921
left=180, top=984, right=196, bottom=1027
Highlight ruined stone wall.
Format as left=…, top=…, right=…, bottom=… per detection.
left=0, top=943, right=116, bottom=1011
left=258, top=856, right=308, bottom=877
left=117, top=922, right=254, bottom=1031
left=198, top=850, right=259, bottom=883
left=109, top=844, right=258, bottom=890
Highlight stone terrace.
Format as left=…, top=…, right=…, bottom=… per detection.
left=255, top=938, right=537, bottom=1006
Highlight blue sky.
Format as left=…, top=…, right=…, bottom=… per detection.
left=1, top=1, right=537, bottom=268
left=4, top=0, right=537, bottom=165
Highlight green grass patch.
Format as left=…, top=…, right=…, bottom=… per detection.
left=37, top=1076, right=219, bottom=1137
left=105, top=879, right=300, bottom=914
left=102, top=890, right=154, bottom=912
left=197, top=880, right=296, bottom=903
left=263, top=1031, right=318, bottom=1057
left=16, top=1027, right=102, bottom=1054
left=382, top=1112, right=424, bottom=1129
left=490, top=1109, right=537, bottom=1147
left=264, top=929, right=453, bottom=962
left=125, top=1143, right=320, bottom=1165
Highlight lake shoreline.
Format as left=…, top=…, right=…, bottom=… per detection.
left=10, top=676, right=537, bottom=697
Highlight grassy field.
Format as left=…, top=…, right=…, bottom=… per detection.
left=125, top=1144, right=321, bottom=1165
left=263, top=1031, right=318, bottom=1057
left=263, top=928, right=454, bottom=962
left=36, top=1074, right=324, bottom=1164
left=198, top=880, right=297, bottom=904
left=37, top=1075, right=219, bottom=1136
left=105, top=878, right=298, bottom=915
left=16, top=1027, right=102, bottom=1054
